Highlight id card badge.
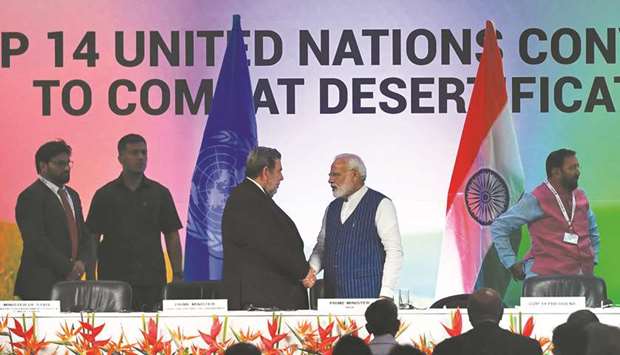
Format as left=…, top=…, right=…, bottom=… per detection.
left=563, top=232, right=579, bottom=245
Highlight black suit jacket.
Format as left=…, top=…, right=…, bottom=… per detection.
left=432, top=322, right=542, bottom=355
left=14, top=180, right=90, bottom=300
left=222, top=179, right=309, bottom=310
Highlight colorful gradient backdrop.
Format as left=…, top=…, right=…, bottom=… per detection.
left=1, top=0, right=619, bottom=305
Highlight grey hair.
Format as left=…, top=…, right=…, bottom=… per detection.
left=246, top=146, right=281, bottom=178
left=334, top=153, right=367, bottom=181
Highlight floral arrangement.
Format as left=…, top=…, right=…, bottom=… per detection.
left=0, top=311, right=555, bottom=355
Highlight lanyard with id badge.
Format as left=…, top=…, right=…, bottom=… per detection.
left=544, top=180, right=579, bottom=245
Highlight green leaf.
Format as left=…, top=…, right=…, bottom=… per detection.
left=285, top=322, right=304, bottom=344
left=230, top=328, right=241, bottom=342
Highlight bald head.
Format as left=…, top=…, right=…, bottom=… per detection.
left=467, top=288, right=503, bottom=326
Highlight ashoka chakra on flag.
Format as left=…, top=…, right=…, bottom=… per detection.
left=465, top=168, right=510, bottom=226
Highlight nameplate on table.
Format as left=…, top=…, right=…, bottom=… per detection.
left=520, top=297, right=586, bottom=310
left=317, top=298, right=378, bottom=313
left=162, top=299, right=227, bottom=312
left=0, top=301, right=61, bottom=314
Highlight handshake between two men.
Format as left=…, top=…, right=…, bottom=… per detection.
left=221, top=148, right=403, bottom=310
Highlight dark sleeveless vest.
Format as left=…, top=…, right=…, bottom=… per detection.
left=324, top=188, right=386, bottom=298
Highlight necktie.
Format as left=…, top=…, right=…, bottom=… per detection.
left=58, top=188, right=78, bottom=260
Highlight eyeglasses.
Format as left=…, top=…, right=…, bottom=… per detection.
left=49, top=160, right=74, bottom=168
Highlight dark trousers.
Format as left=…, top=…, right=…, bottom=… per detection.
left=132, top=284, right=163, bottom=312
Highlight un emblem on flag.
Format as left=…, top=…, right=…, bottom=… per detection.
left=187, top=130, right=254, bottom=254
left=465, top=168, right=510, bottom=226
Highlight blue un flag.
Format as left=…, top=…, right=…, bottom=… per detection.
left=184, top=15, right=257, bottom=281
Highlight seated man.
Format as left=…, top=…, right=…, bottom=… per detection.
left=567, top=309, right=599, bottom=325
left=584, top=323, right=620, bottom=354
left=333, top=335, right=372, bottom=355
left=433, top=288, right=542, bottom=355
left=224, top=342, right=261, bottom=355
left=552, top=309, right=600, bottom=355
left=387, top=345, right=423, bottom=355
left=365, top=299, right=400, bottom=355
left=553, top=322, right=587, bottom=355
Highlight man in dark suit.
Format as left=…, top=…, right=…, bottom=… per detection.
left=433, top=288, right=542, bottom=355
left=222, top=146, right=314, bottom=310
left=15, top=140, right=91, bottom=300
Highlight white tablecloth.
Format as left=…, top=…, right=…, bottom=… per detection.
left=1, top=308, right=619, bottom=354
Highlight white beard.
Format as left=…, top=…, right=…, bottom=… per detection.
left=332, top=184, right=352, bottom=198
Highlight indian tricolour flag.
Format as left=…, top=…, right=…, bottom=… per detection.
left=435, top=21, right=525, bottom=299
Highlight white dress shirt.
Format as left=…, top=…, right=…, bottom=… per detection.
left=309, top=185, right=403, bottom=298
left=246, top=177, right=266, bottom=194
left=38, top=175, right=75, bottom=217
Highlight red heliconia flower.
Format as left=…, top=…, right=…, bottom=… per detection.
left=267, top=318, right=279, bottom=338
left=259, top=316, right=288, bottom=353
left=271, top=332, right=288, bottom=345
left=307, top=324, right=339, bottom=354
left=320, top=337, right=339, bottom=348
left=522, top=316, right=535, bottom=338
left=441, top=308, right=462, bottom=337
left=289, top=319, right=341, bottom=355
left=162, top=339, right=173, bottom=355
left=198, top=332, right=219, bottom=350
left=259, top=335, right=277, bottom=351
left=198, top=317, right=233, bottom=354
left=9, top=318, right=34, bottom=340
left=9, top=318, right=48, bottom=354
left=137, top=318, right=166, bottom=354
left=318, top=322, right=335, bottom=341
left=73, top=320, right=110, bottom=355
left=210, top=316, right=223, bottom=339
left=79, top=321, right=109, bottom=347
left=198, top=316, right=225, bottom=349
left=147, top=325, right=161, bottom=348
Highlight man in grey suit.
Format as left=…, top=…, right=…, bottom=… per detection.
left=365, top=299, right=400, bottom=355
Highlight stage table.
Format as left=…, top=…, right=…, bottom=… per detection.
left=1, top=308, right=619, bottom=353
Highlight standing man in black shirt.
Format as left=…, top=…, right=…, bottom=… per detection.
left=86, top=134, right=183, bottom=311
